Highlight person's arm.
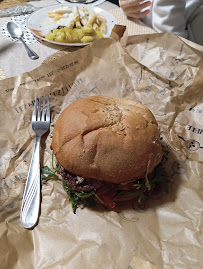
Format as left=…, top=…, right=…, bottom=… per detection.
left=152, top=0, right=188, bottom=38
left=119, top=0, right=152, bottom=19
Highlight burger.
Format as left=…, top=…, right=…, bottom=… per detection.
left=51, top=96, right=168, bottom=212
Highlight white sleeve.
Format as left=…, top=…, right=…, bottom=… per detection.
left=152, top=0, right=188, bottom=39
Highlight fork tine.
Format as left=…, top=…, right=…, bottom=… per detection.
left=37, top=97, right=41, bottom=121
left=32, top=97, right=37, bottom=122
left=41, top=96, right=45, bottom=121
left=46, top=96, right=50, bottom=122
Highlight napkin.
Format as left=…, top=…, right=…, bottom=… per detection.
left=0, top=4, right=38, bottom=17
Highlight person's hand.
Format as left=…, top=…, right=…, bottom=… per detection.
left=119, top=0, right=152, bottom=19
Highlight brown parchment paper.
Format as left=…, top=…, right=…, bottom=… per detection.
left=0, top=29, right=203, bottom=269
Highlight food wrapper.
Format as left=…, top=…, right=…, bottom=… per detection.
left=0, top=28, right=203, bottom=269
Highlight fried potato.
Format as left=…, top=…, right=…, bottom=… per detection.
left=45, top=6, right=106, bottom=44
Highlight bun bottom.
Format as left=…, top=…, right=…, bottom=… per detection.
left=114, top=194, right=139, bottom=202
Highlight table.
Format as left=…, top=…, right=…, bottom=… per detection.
left=1, top=2, right=203, bottom=269
left=0, top=0, right=155, bottom=79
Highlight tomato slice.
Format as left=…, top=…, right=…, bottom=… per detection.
left=96, top=186, right=117, bottom=209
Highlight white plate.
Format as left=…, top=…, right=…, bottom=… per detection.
left=56, top=0, right=106, bottom=6
left=27, top=4, right=117, bottom=46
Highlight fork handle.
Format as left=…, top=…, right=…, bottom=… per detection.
left=21, top=136, right=41, bottom=228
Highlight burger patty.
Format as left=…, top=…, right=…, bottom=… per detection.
left=60, top=168, right=162, bottom=209
left=60, top=169, right=104, bottom=192
left=60, top=168, right=147, bottom=192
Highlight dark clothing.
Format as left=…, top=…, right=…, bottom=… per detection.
left=108, top=0, right=119, bottom=6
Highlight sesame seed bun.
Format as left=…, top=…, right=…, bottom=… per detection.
left=51, top=96, right=163, bottom=184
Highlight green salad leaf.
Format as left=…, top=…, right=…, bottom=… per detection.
left=41, top=165, right=56, bottom=180
left=42, top=143, right=170, bottom=212
left=115, top=144, right=170, bottom=203
left=62, top=179, right=96, bottom=213
left=41, top=151, right=61, bottom=181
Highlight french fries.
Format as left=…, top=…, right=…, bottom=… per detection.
left=45, top=6, right=107, bottom=43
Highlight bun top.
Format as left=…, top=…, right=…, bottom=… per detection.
left=51, top=96, right=163, bottom=184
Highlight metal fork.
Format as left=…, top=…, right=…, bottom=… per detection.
left=21, top=96, right=50, bottom=229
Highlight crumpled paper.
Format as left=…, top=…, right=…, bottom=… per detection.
left=0, top=28, right=203, bottom=269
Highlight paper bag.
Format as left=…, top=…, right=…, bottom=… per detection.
left=0, top=31, right=203, bottom=269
